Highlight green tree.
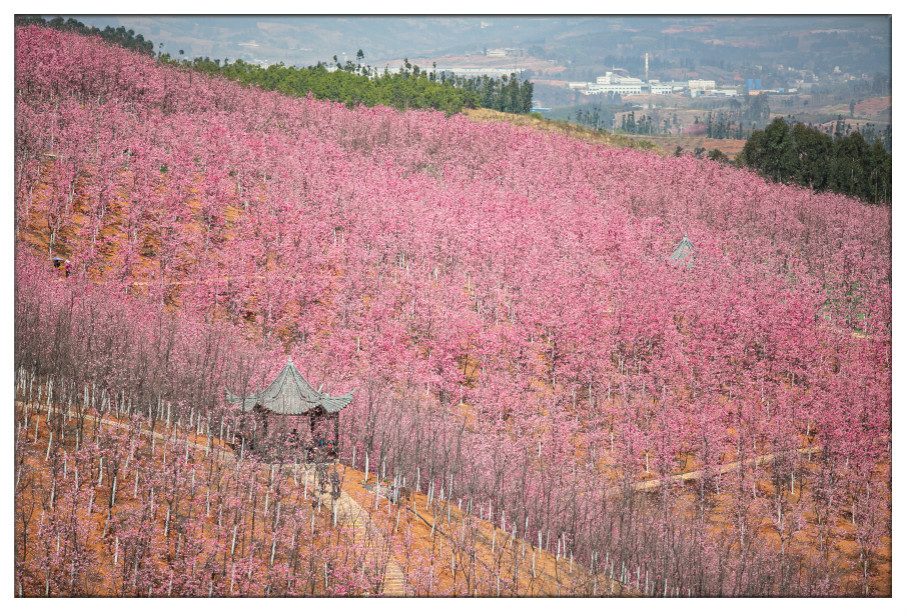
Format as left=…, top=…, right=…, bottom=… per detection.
left=739, top=118, right=890, bottom=205
left=790, top=123, right=834, bottom=191
left=760, top=118, right=795, bottom=182
left=831, top=131, right=870, bottom=200
left=707, top=148, right=730, bottom=164
left=866, top=141, right=892, bottom=204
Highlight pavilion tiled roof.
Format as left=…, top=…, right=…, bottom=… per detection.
left=669, top=235, right=695, bottom=268
left=226, top=357, right=354, bottom=415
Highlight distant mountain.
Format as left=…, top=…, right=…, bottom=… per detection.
left=57, top=15, right=891, bottom=77
left=60, top=16, right=596, bottom=67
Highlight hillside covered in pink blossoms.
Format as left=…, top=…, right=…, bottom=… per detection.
left=15, top=26, right=891, bottom=597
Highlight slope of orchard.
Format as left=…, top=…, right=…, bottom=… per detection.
left=15, top=26, right=891, bottom=596
left=15, top=376, right=607, bottom=596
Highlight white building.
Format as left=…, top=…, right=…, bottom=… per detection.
left=688, top=79, right=716, bottom=91
left=596, top=72, right=643, bottom=86
left=587, top=71, right=645, bottom=94
left=649, top=83, right=675, bottom=95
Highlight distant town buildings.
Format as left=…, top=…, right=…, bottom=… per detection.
left=569, top=69, right=737, bottom=98
left=380, top=65, right=526, bottom=79
left=556, top=57, right=846, bottom=100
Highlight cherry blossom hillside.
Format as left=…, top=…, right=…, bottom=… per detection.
left=15, top=26, right=891, bottom=596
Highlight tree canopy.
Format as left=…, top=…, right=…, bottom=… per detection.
left=737, top=117, right=891, bottom=205
left=187, top=57, right=534, bottom=116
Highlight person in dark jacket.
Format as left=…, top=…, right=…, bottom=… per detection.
left=330, top=469, right=341, bottom=499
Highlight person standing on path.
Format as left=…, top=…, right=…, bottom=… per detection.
left=330, top=467, right=341, bottom=499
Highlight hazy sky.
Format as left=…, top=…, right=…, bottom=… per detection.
left=58, top=14, right=891, bottom=74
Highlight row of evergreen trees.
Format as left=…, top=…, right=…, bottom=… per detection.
left=704, top=111, right=747, bottom=140
left=620, top=111, right=659, bottom=135
left=737, top=117, right=891, bottom=205
left=182, top=55, right=534, bottom=115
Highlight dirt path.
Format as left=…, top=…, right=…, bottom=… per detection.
left=314, top=483, right=407, bottom=596
left=92, top=274, right=267, bottom=287
left=626, top=445, right=821, bottom=493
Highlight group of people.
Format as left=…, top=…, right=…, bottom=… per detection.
left=309, top=436, right=338, bottom=460
left=52, top=256, right=72, bottom=277
left=316, top=464, right=343, bottom=499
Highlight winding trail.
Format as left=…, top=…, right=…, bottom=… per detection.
left=625, top=445, right=822, bottom=493
left=314, top=485, right=407, bottom=596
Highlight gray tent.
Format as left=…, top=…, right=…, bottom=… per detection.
left=669, top=235, right=695, bottom=268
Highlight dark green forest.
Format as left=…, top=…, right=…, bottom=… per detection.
left=737, top=117, right=891, bottom=205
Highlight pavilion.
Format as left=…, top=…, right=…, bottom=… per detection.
left=226, top=357, right=354, bottom=458
left=669, top=235, right=695, bottom=268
